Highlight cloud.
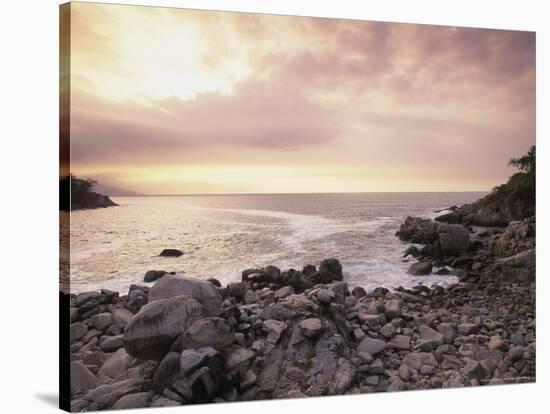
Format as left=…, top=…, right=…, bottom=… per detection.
left=68, top=3, right=535, bottom=193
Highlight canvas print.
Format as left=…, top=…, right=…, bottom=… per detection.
left=59, top=2, right=536, bottom=412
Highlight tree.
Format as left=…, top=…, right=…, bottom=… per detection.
left=509, top=145, right=535, bottom=176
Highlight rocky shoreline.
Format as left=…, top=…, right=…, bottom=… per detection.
left=65, top=212, right=536, bottom=411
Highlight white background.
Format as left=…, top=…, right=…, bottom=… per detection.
left=0, top=0, right=547, bottom=413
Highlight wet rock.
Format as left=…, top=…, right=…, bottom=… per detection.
left=407, top=261, right=433, bottom=275
left=351, top=286, right=366, bottom=298
left=403, top=245, right=420, bottom=258
left=159, top=249, right=183, bottom=257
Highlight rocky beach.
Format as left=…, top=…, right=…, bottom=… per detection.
left=64, top=198, right=536, bottom=411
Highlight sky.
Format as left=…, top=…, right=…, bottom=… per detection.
left=64, top=2, right=536, bottom=194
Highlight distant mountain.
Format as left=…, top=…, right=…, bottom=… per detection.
left=92, top=182, right=144, bottom=197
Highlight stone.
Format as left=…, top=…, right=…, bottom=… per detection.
left=462, top=360, right=488, bottom=381
left=226, top=282, right=248, bottom=298
left=100, top=335, right=124, bottom=352
left=244, top=289, right=258, bottom=304
left=298, top=318, right=324, bottom=338
left=403, top=245, right=421, bottom=258
left=357, top=337, right=386, bottom=356
left=274, top=286, right=295, bottom=300
left=488, top=336, right=505, bottom=351
left=98, top=348, right=132, bottom=380
left=379, top=323, right=396, bottom=339
left=438, top=224, right=470, bottom=256
left=399, top=364, right=410, bottom=381
left=407, top=261, right=433, bottom=275
left=317, top=289, right=336, bottom=304
left=240, top=370, right=257, bottom=390
left=90, top=312, right=113, bottom=331
left=508, top=346, right=524, bottom=362
left=224, top=345, right=256, bottom=372
left=144, top=270, right=166, bottom=283
left=396, top=216, right=439, bottom=243
left=436, top=323, right=456, bottom=344
left=123, top=295, right=207, bottom=360
left=180, top=347, right=219, bottom=376
left=112, top=392, right=150, bottom=410
left=112, top=308, right=134, bottom=325
left=384, top=299, right=402, bottom=320
left=83, top=378, right=148, bottom=408
left=71, top=322, right=88, bottom=342
left=71, top=361, right=98, bottom=395
left=510, top=333, right=527, bottom=346
left=353, top=328, right=366, bottom=341
left=319, top=258, right=343, bottom=279
left=418, top=325, right=445, bottom=350
left=457, top=323, right=478, bottom=335
left=159, top=249, right=183, bottom=257
left=403, top=352, right=438, bottom=371
left=148, top=274, right=222, bottom=316
left=153, top=352, right=181, bottom=393
left=263, top=319, right=287, bottom=344
left=172, top=317, right=234, bottom=352
left=351, top=286, right=366, bottom=298
left=388, top=335, right=411, bottom=351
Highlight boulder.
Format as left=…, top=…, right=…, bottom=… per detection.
left=384, top=299, right=402, bottom=320
left=148, top=274, right=222, bottom=316
left=171, top=317, right=234, bottom=352
left=144, top=270, right=166, bottom=283
left=98, top=348, right=133, bottom=380
left=318, top=258, right=343, bottom=280
left=71, top=322, right=88, bottom=342
left=407, top=261, right=433, bottom=275
left=274, top=286, right=295, bottom=300
left=438, top=224, right=470, bottom=256
left=396, top=216, right=439, bottom=243
left=83, top=378, right=148, bottom=408
left=152, top=352, right=181, bottom=393
left=159, top=249, right=183, bottom=257
left=180, top=347, right=220, bottom=376
left=112, top=392, right=150, bottom=410
left=90, top=312, right=113, bottom=331
left=124, top=295, right=207, bottom=360
left=112, top=308, right=134, bottom=325
left=71, top=361, right=98, bottom=395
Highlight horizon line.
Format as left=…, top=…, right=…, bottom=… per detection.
left=111, top=190, right=490, bottom=197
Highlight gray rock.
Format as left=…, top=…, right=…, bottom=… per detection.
left=298, top=318, right=324, bottom=338
left=438, top=224, right=470, bottom=256
left=112, top=392, right=150, bottom=410
left=148, top=274, right=222, bottom=316
left=100, top=335, right=124, bottom=352
left=462, top=360, right=488, bottom=380
left=274, top=286, right=295, bottom=300
left=418, top=325, right=445, bottom=350
left=98, top=348, right=132, bottom=380
left=71, top=322, right=88, bottom=342
left=384, top=299, right=402, bottom=320
left=407, top=261, right=433, bottom=275
left=403, top=352, right=438, bottom=371
left=83, top=378, right=148, bottom=408
left=317, top=289, right=336, bottom=304
left=388, top=335, right=411, bottom=351
left=263, top=319, right=287, bottom=344
left=224, top=345, right=256, bottom=372
left=172, top=317, right=234, bottom=352
left=112, top=308, right=134, bottom=326
left=379, top=323, right=396, bottom=339
left=90, top=312, right=113, bottom=331
left=244, top=289, right=258, bottom=304
left=398, top=364, right=410, bottom=381
left=508, top=346, right=524, bottom=361
left=144, top=270, right=166, bottom=283
left=436, top=322, right=456, bottom=344
left=123, top=295, right=207, bottom=360
left=357, top=337, right=386, bottom=356
left=226, top=282, right=248, bottom=299
left=71, top=361, right=98, bottom=395
left=153, top=352, right=181, bottom=393
left=180, top=346, right=219, bottom=376
left=457, top=323, right=478, bottom=335
left=487, top=336, right=505, bottom=351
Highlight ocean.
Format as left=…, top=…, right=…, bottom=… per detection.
left=64, top=192, right=484, bottom=294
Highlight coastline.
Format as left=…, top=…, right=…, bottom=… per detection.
left=65, top=212, right=536, bottom=411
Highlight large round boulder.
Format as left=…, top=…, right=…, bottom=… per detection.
left=123, top=295, right=207, bottom=360
left=438, top=223, right=470, bottom=256
left=148, top=274, right=222, bottom=316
